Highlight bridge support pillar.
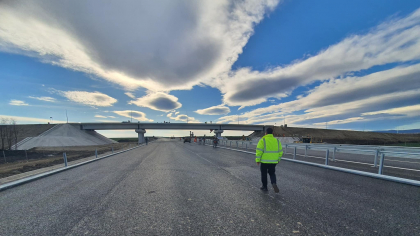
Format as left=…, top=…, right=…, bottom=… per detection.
left=214, top=130, right=223, bottom=138
left=135, top=129, right=146, bottom=144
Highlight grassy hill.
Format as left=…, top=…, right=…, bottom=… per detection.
left=250, top=126, right=420, bottom=145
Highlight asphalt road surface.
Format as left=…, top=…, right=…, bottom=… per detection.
left=0, top=139, right=419, bottom=235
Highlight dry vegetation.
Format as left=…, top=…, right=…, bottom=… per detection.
left=251, top=126, right=420, bottom=145
left=0, top=142, right=138, bottom=179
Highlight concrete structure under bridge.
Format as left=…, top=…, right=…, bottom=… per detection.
left=80, top=123, right=266, bottom=144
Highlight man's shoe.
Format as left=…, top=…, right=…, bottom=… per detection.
left=272, top=184, right=279, bottom=193
left=260, top=187, right=268, bottom=192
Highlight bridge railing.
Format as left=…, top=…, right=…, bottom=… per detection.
left=198, top=138, right=420, bottom=183
left=284, top=143, right=420, bottom=159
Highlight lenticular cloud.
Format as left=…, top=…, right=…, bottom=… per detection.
left=0, top=0, right=279, bottom=92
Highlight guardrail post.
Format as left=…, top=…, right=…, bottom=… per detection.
left=112, top=147, right=114, bottom=153
left=293, top=147, right=296, bottom=160
left=325, top=149, right=329, bottom=165
left=63, top=152, right=68, bottom=167
left=246, top=143, right=248, bottom=151
left=95, top=149, right=98, bottom=158
left=2, top=150, right=6, bottom=163
left=285, top=144, right=287, bottom=154
left=378, top=153, right=385, bottom=175
left=25, top=150, right=28, bottom=161
left=230, top=141, right=232, bottom=147
left=333, top=147, right=336, bottom=161
left=305, top=145, right=308, bottom=158
left=374, top=149, right=379, bottom=167
left=236, top=141, right=238, bottom=148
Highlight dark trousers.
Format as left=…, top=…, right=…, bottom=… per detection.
left=260, top=163, right=277, bottom=188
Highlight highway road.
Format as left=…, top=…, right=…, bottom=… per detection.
left=0, top=139, right=419, bottom=235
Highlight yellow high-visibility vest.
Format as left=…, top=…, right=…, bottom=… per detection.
left=255, top=134, right=283, bottom=164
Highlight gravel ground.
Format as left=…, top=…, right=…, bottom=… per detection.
left=0, top=139, right=419, bottom=235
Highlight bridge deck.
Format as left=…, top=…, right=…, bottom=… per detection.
left=80, top=122, right=265, bottom=131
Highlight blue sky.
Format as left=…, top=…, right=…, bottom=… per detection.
left=1, top=0, right=420, bottom=137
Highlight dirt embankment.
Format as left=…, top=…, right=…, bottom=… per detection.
left=0, top=124, right=55, bottom=149
left=250, top=126, right=420, bottom=145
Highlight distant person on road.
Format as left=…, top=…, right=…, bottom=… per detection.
left=256, top=128, right=283, bottom=193
left=145, top=137, right=148, bottom=145
left=212, top=136, right=218, bottom=148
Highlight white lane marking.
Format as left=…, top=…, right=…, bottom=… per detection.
left=384, top=159, right=420, bottom=164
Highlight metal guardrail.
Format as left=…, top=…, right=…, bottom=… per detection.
left=200, top=139, right=420, bottom=177
left=0, top=142, right=153, bottom=191
left=284, top=143, right=420, bottom=159
left=283, top=143, right=420, bottom=174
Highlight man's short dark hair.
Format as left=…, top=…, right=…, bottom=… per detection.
left=266, top=127, right=273, bottom=134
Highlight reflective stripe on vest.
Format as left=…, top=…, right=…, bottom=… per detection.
left=263, top=138, right=266, bottom=151
left=262, top=138, right=282, bottom=153
left=260, top=159, right=278, bottom=163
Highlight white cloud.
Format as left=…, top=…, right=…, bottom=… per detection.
left=313, top=117, right=365, bottom=126
left=395, top=121, right=420, bottom=130
left=2, top=1, right=420, bottom=129
left=95, top=114, right=117, bottom=119
left=9, top=100, right=28, bottom=106
left=0, top=115, right=64, bottom=124
left=362, top=104, right=420, bottom=117
left=167, top=113, right=199, bottom=123
left=217, top=64, right=420, bottom=127
left=218, top=88, right=420, bottom=128
left=129, top=92, right=182, bottom=112
left=57, top=90, right=117, bottom=107
left=28, top=96, right=56, bottom=102
left=195, top=105, right=231, bottom=115
left=124, top=92, right=136, bottom=99
left=0, top=0, right=279, bottom=93
left=219, top=8, right=420, bottom=107
left=113, top=110, right=153, bottom=122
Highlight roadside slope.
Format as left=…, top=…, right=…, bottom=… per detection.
left=250, top=126, right=420, bottom=144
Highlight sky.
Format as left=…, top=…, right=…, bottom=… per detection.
left=1, top=0, right=420, bottom=138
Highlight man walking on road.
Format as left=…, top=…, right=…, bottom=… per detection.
left=256, top=128, right=283, bottom=193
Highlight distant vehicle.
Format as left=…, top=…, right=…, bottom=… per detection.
left=184, top=137, right=191, bottom=143
left=302, top=136, right=312, bottom=143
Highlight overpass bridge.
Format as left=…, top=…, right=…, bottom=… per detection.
left=80, top=123, right=266, bottom=143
